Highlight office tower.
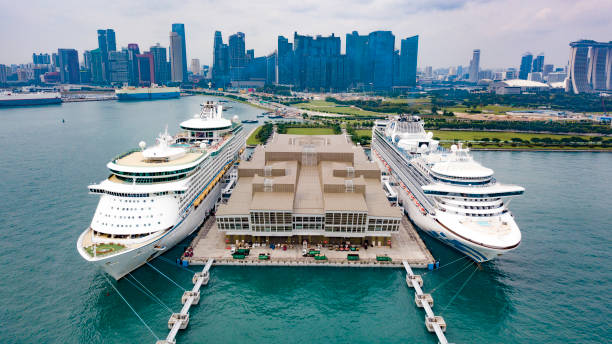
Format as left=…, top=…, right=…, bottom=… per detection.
left=169, top=32, right=184, bottom=82
left=57, top=48, right=80, bottom=83
left=543, top=64, right=554, bottom=76
left=90, top=49, right=104, bottom=84
left=293, top=32, right=343, bottom=90
left=527, top=72, right=542, bottom=82
left=367, top=31, right=395, bottom=89
left=393, top=50, right=400, bottom=84
left=191, top=59, right=201, bottom=75
left=171, top=23, right=187, bottom=81
left=399, top=35, right=418, bottom=86
left=52, top=53, right=59, bottom=69
left=97, top=29, right=116, bottom=81
left=229, top=32, right=247, bottom=81
left=32, top=53, right=51, bottom=65
left=0, top=64, right=7, bottom=84
left=266, top=52, right=276, bottom=85
left=607, top=45, right=612, bottom=91
left=79, top=68, right=91, bottom=84
left=136, top=52, right=155, bottom=85
left=589, top=46, right=608, bottom=91
left=83, top=50, right=92, bottom=71
left=532, top=53, right=545, bottom=73
left=519, top=52, right=533, bottom=79
left=246, top=49, right=254, bottom=61
left=150, top=43, right=168, bottom=84
left=212, top=31, right=230, bottom=86
left=468, top=49, right=480, bottom=82
left=276, top=35, right=293, bottom=84
left=127, top=44, right=140, bottom=86
left=346, top=31, right=369, bottom=86
left=108, top=50, right=129, bottom=84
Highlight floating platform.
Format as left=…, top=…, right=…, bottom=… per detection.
left=184, top=216, right=434, bottom=268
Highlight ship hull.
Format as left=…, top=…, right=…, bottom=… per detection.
left=77, top=182, right=221, bottom=280
left=0, top=97, right=62, bottom=107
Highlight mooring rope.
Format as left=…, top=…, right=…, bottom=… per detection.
left=440, top=265, right=479, bottom=315
left=157, top=256, right=198, bottom=273
left=422, top=255, right=471, bottom=276
left=102, top=274, right=160, bottom=341
left=427, top=260, right=475, bottom=295
left=146, top=262, right=187, bottom=291
left=125, top=273, right=174, bottom=314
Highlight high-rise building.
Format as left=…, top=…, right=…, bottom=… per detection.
left=90, top=49, right=104, bottom=84
left=57, top=48, right=80, bottom=84
left=127, top=44, right=140, bottom=86
left=246, top=49, right=254, bottom=62
left=32, top=53, right=51, bottom=65
left=399, top=35, right=418, bottom=87
left=212, top=31, right=230, bottom=86
left=169, top=32, right=184, bottom=82
left=0, top=64, right=7, bottom=84
left=171, top=23, right=187, bottom=82
left=276, top=35, right=294, bottom=85
left=566, top=40, right=612, bottom=93
left=97, top=29, right=116, bottom=82
left=108, top=50, right=129, bottom=84
left=468, top=49, right=480, bottom=82
left=532, top=53, right=545, bottom=73
left=83, top=50, right=92, bottom=71
left=136, top=52, right=155, bottom=86
left=293, top=32, right=344, bottom=90
left=519, top=52, right=533, bottom=80
left=191, top=58, right=201, bottom=75
left=345, top=31, right=369, bottom=87
left=367, top=31, right=395, bottom=89
left=229, top=32, right=247, bottom=81
left=543, top=64, right=554, bottom=76
left=150, top=43, right=168, bottom=84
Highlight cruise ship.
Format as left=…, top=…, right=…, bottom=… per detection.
left=0, top=91, right=62, bottom=106
left=115, top=85, right=180, bottom=100
left=77, top=101, right=246, bottom=279
left=371, top=115, right=524, bottom=262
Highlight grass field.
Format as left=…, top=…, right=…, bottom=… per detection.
left=445, top=104, right=529, bottom=115
left=295, top=100, right=382, bottom=117
left=286, top=127, right=335, bottom=135
left=354, top=129, right=372, bottom=138
left=431, top=130, right=595, bottom=142
left=246, top=126, right=263, bottom=145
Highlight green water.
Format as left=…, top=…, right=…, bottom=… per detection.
left=0, top=96, right=610, bottom=343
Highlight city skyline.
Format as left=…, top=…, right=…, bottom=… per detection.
left=2, top=0, right=611, bottom=69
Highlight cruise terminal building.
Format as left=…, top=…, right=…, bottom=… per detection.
left=216, top=134, right=402, bottom=246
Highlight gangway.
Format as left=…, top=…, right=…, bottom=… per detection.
left=403, top=260, right=449, bottom=344
left=157, top=258, right=214, bottom=344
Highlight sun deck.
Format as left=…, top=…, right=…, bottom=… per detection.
left=114, top=150, right=205, bottom=167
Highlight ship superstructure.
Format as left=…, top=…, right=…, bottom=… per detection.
left=371, top=115, right=524, bottom=262
left=77, top=101, right=246, bottom=279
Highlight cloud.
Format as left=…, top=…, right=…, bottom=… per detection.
left=0, top=0, right=610, bottom=69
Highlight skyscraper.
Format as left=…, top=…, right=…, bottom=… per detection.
left=57, top=48, right=79, bottom=84
left=136, top=52, right=155, bottom=86
left=169, top=32, right=184, bottom=82
left=229, top=32, right=247, bottom=81
left=83, top=50, right=92, bottom=71
left=90, top=49, right=104, bottom=84
left=565, top=40, right=612, bottom=93
left=150, top=43, right=168, bottom=84
left=191, top=58, right=201, bottom=75
left=212, top=31, right=230, bottom=86
left=519, top=52, right=533, bottom=79
left=367, top=31, right=395, bottom=89
left=590, top=45, right=608, bottom=91
left=108, top=50, right=129, bottom=84
left=468, top=49, right=480, bottom=82
left=399, top=35, right=418, bottom=87
left=345, top=31, right=369, bottom=87
left=292, top=32, right=343, bottom=90
left=127, top=44, right=140, bottom=86
left=532, top=53, right=545, bottom=73
left=32, top=53, right=51, bottom=65
left=276, top=35, right=293, bottom=85
left=171, top=23, right=187, bottom=82
left=97, top=29, right=116, bottom=82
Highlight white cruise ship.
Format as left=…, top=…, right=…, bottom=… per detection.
left=77, top=101, right=246, bottom=279
left=371, top=115, right=524, bottom=262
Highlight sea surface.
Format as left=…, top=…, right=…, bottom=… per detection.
left=0, top=96, right=610, bottom=343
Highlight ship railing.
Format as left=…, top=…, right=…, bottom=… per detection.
left=112, top=148, right=139, bottom=162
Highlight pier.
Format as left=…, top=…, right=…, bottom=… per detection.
left=157, top=258, right=214, bottom=344
left=403, top=260, right=449, bottom=344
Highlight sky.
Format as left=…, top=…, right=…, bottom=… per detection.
left=1, top=0, right=611, bottom=70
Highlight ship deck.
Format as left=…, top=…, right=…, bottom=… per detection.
left=114, top=150, right=204, bottom=167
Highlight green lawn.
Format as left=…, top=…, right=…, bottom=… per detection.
left=295, top=100, right=382, bottom=117
left=431, top=130, right=595, bottom=142
left=445, top=104, right=529, bottom=115
left=354, top=129, right=372, bottom=138
left=286, top=127, right=335, bottom=135
left=247, top=125, right=263, bottom=145
left=84, top=243, right=125, bottom=257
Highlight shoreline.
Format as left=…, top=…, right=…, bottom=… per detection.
left=470, top=148, right=612, bottom=152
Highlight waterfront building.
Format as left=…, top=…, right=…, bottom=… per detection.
left=150, top=43, right=169, bottom=84
left=213, top=31, right=230, bottom=87
left=191, top=58, right=201, bottom=75
left=108, top=50, right=129, bottom=84
left=83, top=50, right=92, bottom=71
left=216, top=134, right=401, bottom=244
left=567, top=40, right=612, bottom=93
left=136, top=52, right=155, bottom=86
left=532, top=53, right=545, bottom=73
left=79, top=68, right=91, bottom=84
left=590, top=45, right=608, bottom=91
left=171, top=23, right=188, bottom=82
left=90, top=49, right=104, bottom=84
left=0, top=64, right=7, bottom=84
left=519, top=52, right=533, bottom=80
left=127, top=44, right=140, bottom=86
left=97, top=29, right=116, bottom=82
left=57, top=48, right=79, bottom=84
left=468, top=49, right=480, bottom=82
left=276, top=35, right=294, bottom=85
left=229, top=32, right=247, bottom=81
left=399, top=35, right=418, bottom=87
left=293, top=32, right=345, bottom=91
left=169, top=32, right=184, bottom=82
left=345, top=31, right=369, bottom=87
left=367, top=31, right=395, bottom=90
